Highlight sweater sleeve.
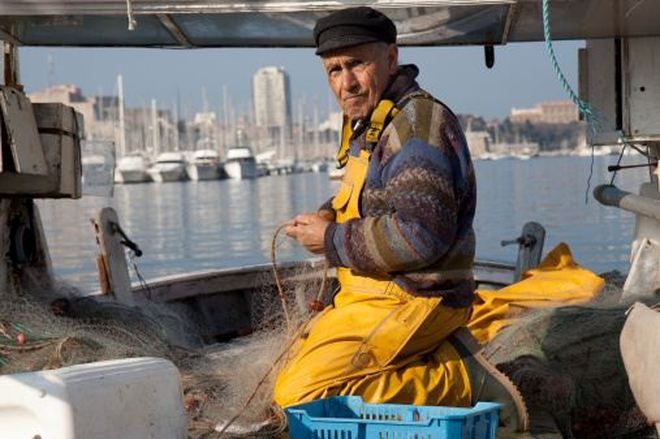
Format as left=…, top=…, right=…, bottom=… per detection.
left=325, top=136, right=460, bottom=275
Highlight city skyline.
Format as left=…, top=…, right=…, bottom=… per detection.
left=27, top=80, right=583, bottom=164
left=18, top=40, right=582, bottom=121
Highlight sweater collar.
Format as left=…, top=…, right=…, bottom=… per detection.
left=351, top=64, right=420, bottom=135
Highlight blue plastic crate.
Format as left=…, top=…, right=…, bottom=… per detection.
left=286, top=396, right=500, bottom=439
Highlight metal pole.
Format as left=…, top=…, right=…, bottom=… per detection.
left=151, top=99, right=160, bottom=154
left=117, top=75, right=127, bottom=157
left=594, top=184, right=660, bottom=222
left=313, top=97, right=319, bottom=160
left=222, top=85, right=229, bottom=156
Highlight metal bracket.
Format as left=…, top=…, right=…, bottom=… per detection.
left=92, top=207, right=135, bottom=305
left=501, top=221, right=546, bottom=281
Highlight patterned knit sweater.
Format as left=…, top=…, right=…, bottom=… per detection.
left=323, top=65, right=477, bottom=308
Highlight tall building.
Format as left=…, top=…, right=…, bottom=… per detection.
left=252, top=66, right=291, bottom=147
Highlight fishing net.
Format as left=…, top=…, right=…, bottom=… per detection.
left=486, top=271, right=659, bottom=439
left=0, top=250, right=333, bottom=439
left=182, top=258, right=333, bottom=438
left=2, top=257, right=658, bottom=438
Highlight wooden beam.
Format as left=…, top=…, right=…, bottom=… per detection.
left=157, top=14, right=193, bottom=48
left=0, top=27, right=21, bottom=46
left=0, top=172, right=58, bottom=195
left=501, top=2, right=519, bottom=45
left=0, top=87, right=49, bottom=175
left=2, top=41, right=20, bottom=89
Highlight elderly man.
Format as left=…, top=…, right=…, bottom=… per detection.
left=275, top=6, right=527, bottom=431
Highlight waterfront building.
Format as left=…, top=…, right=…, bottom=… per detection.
left=538, top=100, right=580, bottom=124
left=28, top=84, right=116, bottom=140
left=510, top=100, right=579, bottom=124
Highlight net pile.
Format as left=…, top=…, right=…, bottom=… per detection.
left=181, top=263, right=331, bottom=438
left=0, top=261, right=330, bottom=439
left=486, top=271, right=659, bottom=439
left=2, top=265, right=658, bottom=438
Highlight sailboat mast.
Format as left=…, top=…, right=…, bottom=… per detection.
left=117, top=75, right=127, bottom=157
left=222, top=85, right=229, bottom=155
left=151, top=99, right=160, bottom=154
left=313, top=97, right=319, bottom=160
left=173, top=100, right=180, bottom=152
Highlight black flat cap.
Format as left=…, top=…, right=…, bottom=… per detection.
left=313, top=7, right=397, bottom=56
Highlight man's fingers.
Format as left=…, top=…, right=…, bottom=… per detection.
left=285, top=224, right=299, bottom=238
left=318, top=209, right=336, bottom=222
left=293, top=214, right=314, bottom=226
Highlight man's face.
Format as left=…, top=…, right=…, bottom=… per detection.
left=321, top=42, right=398, bottom=120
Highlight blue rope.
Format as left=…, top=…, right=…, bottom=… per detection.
left=542, top=0, right=594, bottom=122
left=543, top=0, right=604, bottom=203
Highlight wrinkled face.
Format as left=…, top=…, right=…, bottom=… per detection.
left=321, top=42, right=398, bottom=120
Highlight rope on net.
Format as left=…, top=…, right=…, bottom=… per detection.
left=216, top=221, right=330, bottom=437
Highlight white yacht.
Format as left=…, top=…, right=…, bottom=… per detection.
left=224, top=146, right=258, bottom=180
left=186, top=149, right=221, bottom=181
left=147, top=152, right=187, bottom=183
left=115, top=153, right=151, bottom=184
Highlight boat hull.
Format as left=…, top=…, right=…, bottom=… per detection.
left=187, top=163, right=220, bottom=181
left=224, top=161, right=257, bottom=179
left=128, top=259, right=514, bottom=342
left=116, top=169, right=150, bottom=183
left=147, top=165, right=187, bottom=183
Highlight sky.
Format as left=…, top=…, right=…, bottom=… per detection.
left=18, top=40, right=582, bottom=121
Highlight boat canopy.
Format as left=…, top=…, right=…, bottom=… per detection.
left=0, top=0, right=659, bottom=48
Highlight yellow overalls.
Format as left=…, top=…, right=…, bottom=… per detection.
left=273, top=100, right=605, bottom=408
left=468, top=242, right=605, bottom=344
left=273, top=101, right=473, bottom=408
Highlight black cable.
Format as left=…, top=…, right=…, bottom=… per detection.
left=128, top=250, right=153, bottom=301
left=609, top=143, right=627, bottom=185
left=585, top=143, right=596, bottom=204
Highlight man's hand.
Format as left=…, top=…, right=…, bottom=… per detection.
left=318, top=208, right=336, bottom=222
left=286, top=212, right=331, bottom=254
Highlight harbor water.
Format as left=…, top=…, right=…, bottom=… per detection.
left=37, top=154, right=649, bottom=293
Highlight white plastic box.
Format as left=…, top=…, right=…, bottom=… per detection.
left=0, top=357, right=186, bottom=439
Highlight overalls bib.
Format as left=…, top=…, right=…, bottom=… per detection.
left=274, top=100, right=472, bottom=408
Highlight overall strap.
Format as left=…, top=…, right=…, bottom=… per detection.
left=336, top=114, right=353, bottom=168
left=335, top=99, right=399, bottom=168
left=365, top=99, right=398, bottom=146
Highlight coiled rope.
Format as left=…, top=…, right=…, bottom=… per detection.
left=217, top=221, right=330, bottom=437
